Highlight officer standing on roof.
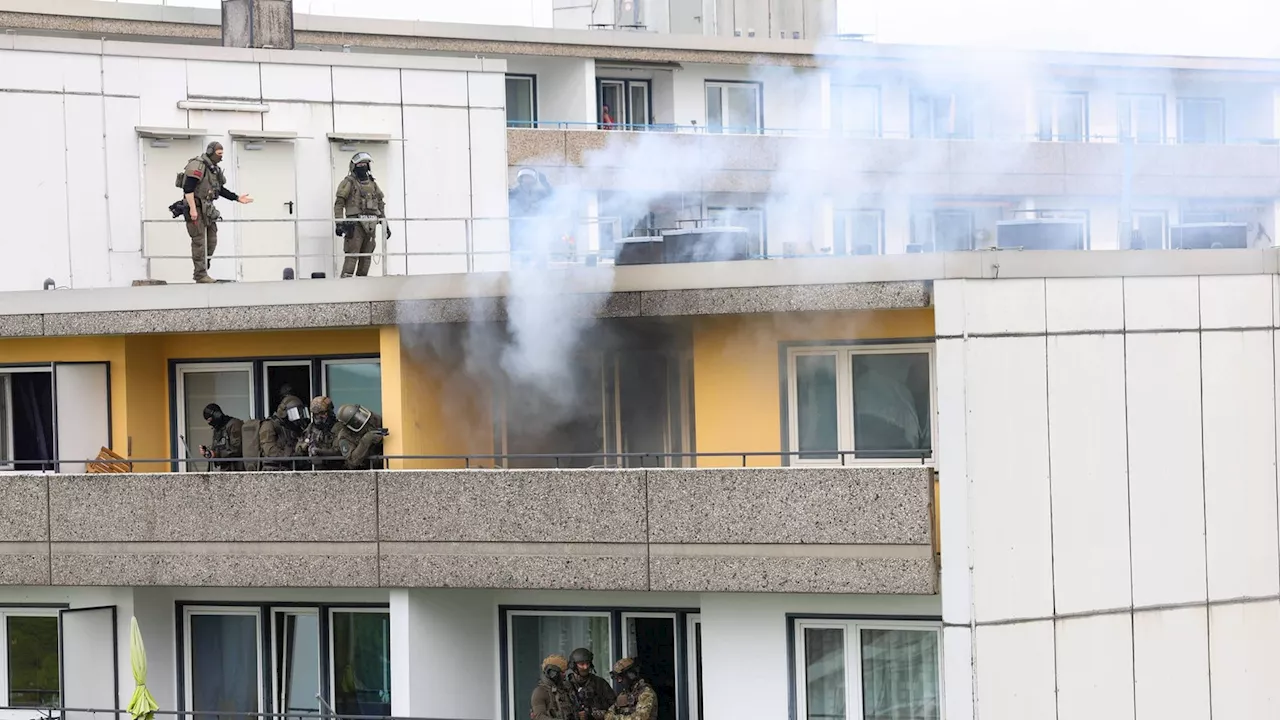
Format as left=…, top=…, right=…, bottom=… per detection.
left=182, top=141, right=253, bottom=284
left=334, top=152, right=388, bottom=278
left=567, top=648, right=615, bottom=720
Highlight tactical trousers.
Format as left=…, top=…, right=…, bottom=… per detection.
left=186, top=219, right=219, bottom=280
left=341, top=224, right=376, bottom=277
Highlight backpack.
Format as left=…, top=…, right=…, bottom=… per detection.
left=241, top=418, right=263, bottom=471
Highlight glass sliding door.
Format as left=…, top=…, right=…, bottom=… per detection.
left=185, top=608, right=262, bottom=720
left=323, top=360, right=382, bottom=415
left=507, top=612, right=612, bottom=720
left=330, top=610, right=391, bottom=718
left=177, top=363, right=253, bottom=472
left=272, top=610, right=321, bottom=720
left=622, top=613, right=679, bottom=720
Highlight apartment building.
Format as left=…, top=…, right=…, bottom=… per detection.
left=0, top=2, right=1277, bottom=720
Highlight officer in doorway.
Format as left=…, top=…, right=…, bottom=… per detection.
left=200, top=403, right=244, bottom=472
left=334, top=152, right=388, bottom=278
left=181, top=141, right=254, bottom=283
left=567, top=647, right=615, bottom=720
left=605, top=658, right=656, bottom=720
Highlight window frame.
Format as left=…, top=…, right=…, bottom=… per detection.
left=910, top=208, right=975, bottom=253
left=909, top=91, right=973, bottom=140
left=182, top=605, right=265, bottom=716
left=705, top=204, right=767, bottom=257
left=784, top=343, right=937, bottom=467
left=1176, top=97, right=1226, bottom=144
left=505, top=74, right=538, bottom=128
left=831, top=84, right=881, bottom=138
left=504, top=609, right=615, bottom=720
left=327, top=607, right=392, bottom=718
left=1131, top=210, right=1168, bottom=250
left=833, top=209, right=885, bottom=255
left=1117, top=93, right=1165, bottom=143
left=791, top=617, right=944, bottom=720
left=174, top=361, right=256, bottom=473
left=597, top=78, right=653, bottom=129
left=1037, top=92, right=1088, bottom=142
left=269, top=607, right=322, bottom=718
left=321, top=358, right=383, bottom=411
left=704, top=80, right=764, bottom=135
left=619, top=612, right=682, bottom=720
left=0, top=607, right=62, bottom=709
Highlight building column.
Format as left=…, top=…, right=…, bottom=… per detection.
left=390, top=589, right=498, bottom=720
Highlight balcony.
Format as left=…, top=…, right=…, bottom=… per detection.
left=0, top=466, right=936, bottom=593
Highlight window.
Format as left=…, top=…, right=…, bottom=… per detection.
left=832, top=85, right=880, bottom=138
left=1182, top=209, right=1228, bottom=224
left=833, top=210, right=884, bottom=255
left=705, top=81, right=762, bottom=134
left=507, top=611, right=613, bottom=720
left=794, top=620, right=941, bottom=720
left=1035, top=209, right=1090, bottom=247
left=1, top=611, right=59, bottom=708
left=331, top=610, right=391, bottom=718
left=323, top=360, right=382, bottom=415
left=1131, top=211, right=1167, bottom=249
left=176, top=363, right=253, bottom=472
left=787, top=346, right=934, bottom=463
left=910, top=92, right=973, bottom=139
left=184, top=608, right=263, bottom=720
left=1037, top=92, right=1087, bottom=141
left=273, top=609, right=320, bottom=719
left=598, top=79, right=651, bottom=129
left=506, top=75, right=536, bottom=128
left=706, top=206, right=766, bottom=256
left=909, top=209, right=973, bottom=252
left=1178, top=98, right=1225, bottom=144
left=1118, top=94, right=1164, bottom=143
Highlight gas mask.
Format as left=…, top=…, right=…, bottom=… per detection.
left=354, top=164, right=370, bottom=180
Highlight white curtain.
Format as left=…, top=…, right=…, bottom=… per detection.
left=859, top=630, right=940, bottom=720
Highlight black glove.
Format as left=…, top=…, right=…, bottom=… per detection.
left=335, top=223, right=346, bottom=237
left=384, top=222, right=392, bottom=239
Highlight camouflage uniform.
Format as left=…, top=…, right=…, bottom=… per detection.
left=334, top=403, right=386, bottom=470
left=183, top=143, right=229, bottom=283
left=297, top=396, right=344, bottom=470
left=334, top=153, right=386, bottom=277
left=532, top=655, right=575, bottom=720
left=259, top=395, right=306, bottom=471
left=567, top=648, right=616, bottom=720
left=604, top=659, right=655, bottom=720
left=209, top=415, right=244, bottom=471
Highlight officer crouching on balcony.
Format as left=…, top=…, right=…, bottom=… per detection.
left=334, top=403, right=389, bottom=470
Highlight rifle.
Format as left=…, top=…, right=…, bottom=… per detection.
left=566, top=674, right=593, bottom=720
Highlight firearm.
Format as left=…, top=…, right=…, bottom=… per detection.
left=566, top=674, right=601, bottom=720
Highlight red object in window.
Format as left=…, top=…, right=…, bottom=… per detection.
left=601, top=107, right=616, bottom=129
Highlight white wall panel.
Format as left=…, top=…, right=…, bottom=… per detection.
left=962, top=279, right=1047, bottom=335
left=467, top=72, right=506, bottom=109
left=0, top=50, right=66, bottom=92
left=1045, top=277, right=1125, bottom=332
left=136, top=58, right=189, bottom=128
left=933, top=279, right=966, bottom=336
left=1133, top=607, right=1210, bottom=720
left=1056, top=614, right=1135, bottom=720
left=470, top=108, right=511, bottom=219
left=62, top=53, right=103, bottom=95
left=332, top=104, right=406, bottom=243
left=404, top=106, right=472, bottom=219
left=102, top=55, right=141, bottom=97
left=967, top=337, right=1054, bottom=622
left=1048, top=334, right=1132, bottom=614
left=402, top=70, right=469, bottom=107
left=260, top=64, right=332, bottom=102
left=1209, top=600, right=1280, bottom=719
left=1126, top=332, right=1206, bottom=607
left=1123, top=276, right=1200, bottom=331
left=405, top=220, right=469, bottom=276
left=975, top=621, right=1055, bottom=720
left=264, top=102, right=336, bottom=278
left=942, top=626, right=975, bottom=720
left=65, top=95, right=112, bottom=289
left=1202, top=331, right=1279, bottom=599
left=187, top=60, right=261, bottom=99
left=1199, top=275, right=1272, bottom=329
left=104, top=96, right=142, bottom=257
left=935, top=337, right=972, bottom=625
left=0, top=92, right=71, bottom=292
left=332, top=67, right=402, bottom=104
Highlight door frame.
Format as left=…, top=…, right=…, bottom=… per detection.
left=232, top=137, right=299, bottom=282
left=269, top=607, right=322, bottom=718
left=620, top=612, right=681, bottom=720
left=597, top=78, right=653, bottom=129
left=684, top=614, right=701, bottom=720
left=172, top=361, right=256, bottom=472
left=181, top=606, right=265, bottom=715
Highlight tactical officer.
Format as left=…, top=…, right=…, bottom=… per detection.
left=509, top=167, right=554, bottom=263
left=297, top=396, right=344, bottom=470
left=604, top=658, right=655, bottom=720
left=259, top=395, right=309, bottom=471
left=199, top=403, right=243, bottom=472
left=532, top=654, right=575, bottom=720
left=567, top=647, right=616, bottom=720
left=334, top=152, right=388, bottom=278
left=182, top=141, right=254, bottom=283
left=332, top=403, right=389, bottom=470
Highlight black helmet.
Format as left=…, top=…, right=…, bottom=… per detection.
left=569, top=647, right=594, bottom=668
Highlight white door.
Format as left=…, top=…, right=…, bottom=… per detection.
left=53, top=362, right=111, bottom=474
left=60, top=606, right=118, bottom=720
left=234, top=140, right=298, bottom=282
left=329, top=143, right=392, bottom=277
left=142, top=138, right=205, bottom=283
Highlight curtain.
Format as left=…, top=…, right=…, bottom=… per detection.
left=190, top=614, right=259, bottom=720
left=860, top=630, right=939, bottom=720
left=803, top=628, right=846, bottom=720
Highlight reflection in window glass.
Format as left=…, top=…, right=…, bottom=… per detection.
left=860, top=629, right=940, bottom=720
left=7, top=616, right=58, bottom=707
left=796, top=354, right=839, bottom=460
left=182, top=369, right=252, bottom=470
left=804, top=627, right=846, bottom=720
left=190, top=613, right=260, bottom=720
left=325, top=362, right=382, bottom=415
left=851, top=354, right=931, bottom=458
left=510, top=615, right=611, bottom=720
left=332, top=612, right=391, bottom=717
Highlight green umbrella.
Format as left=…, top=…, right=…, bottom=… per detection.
left=127, top=617, right=159, bottom=720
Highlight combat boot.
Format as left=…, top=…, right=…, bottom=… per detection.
left=195, top=275, right=218, bottom=284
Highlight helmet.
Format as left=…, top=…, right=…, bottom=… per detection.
left=569, top=648, right=594, bottom=668
left=542, top=654, right=568, bottom=680
left=309, top=396, right=334, bottom=416
left=350, top=152, right=373, bottom=174
left=610, top=658, right=637, bottom=676
left=336, top=404, right=372, bottom=433
left=277, top=395, right=308, bottom=424
left=516, top=167, right=537, bottom=183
